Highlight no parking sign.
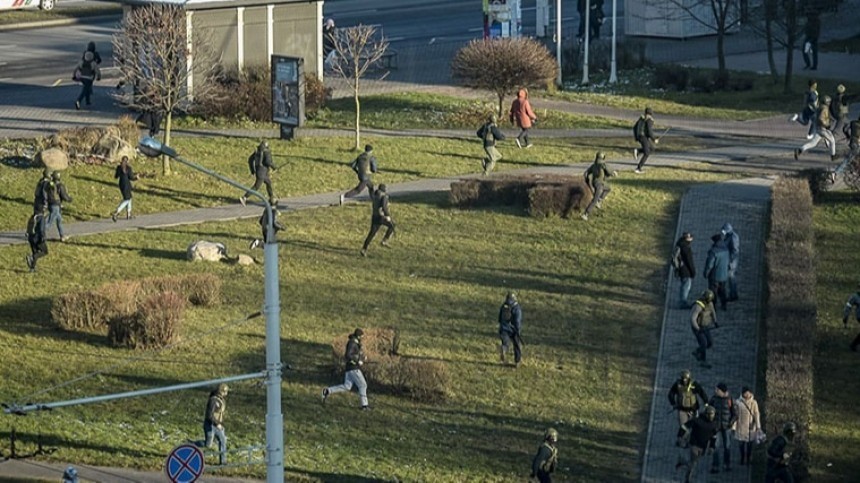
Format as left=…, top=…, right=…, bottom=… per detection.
left=165, top=443, right=205, bottom=483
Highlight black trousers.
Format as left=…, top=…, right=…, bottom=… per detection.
left=637, top=139, right=653, bottom=170
left=28, top=239, right=48, bottom=268
left=345, top=178, right=374, bottom=198
left=245, top=175, right=274, bottom=200
left=584, top=181, right=610, bottom=215
left=709, top=279, right=728, bottom=310
left=362, top=217, right=395, bottom=250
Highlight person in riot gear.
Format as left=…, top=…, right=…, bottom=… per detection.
left=341, top=144, right=379, bottom=205
left=195, top=383, right=229, bottom=465
left=690, top=289, right=719, bottom=368
left=498, top=292, right=523, bottom=366
left=241, top=141, right=277, bottom=206
left=581, top=151, right=616, bottom=221
left=360, top=184, right=395, bottom=257
left=667, top=369, right=708, bottom=444
left=531, top=427, right=558, bottom=483
left=676, top=405, right=719, bottom=482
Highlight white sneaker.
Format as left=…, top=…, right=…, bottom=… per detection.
left=595, top=201, right=602, bottom=209
left=339, top=193, right=345, bottom=206
left=790, top=114, right=799, bottom=122
left=580, top=213, right=588, bottom=221
left=239, top=196, right=247, bottom=206
left=515, top=139, right=522, bottom=148
left=806, top=134, right=814, bottom=140
left=634, top=168, right=643, bottom=174
left=525, top=143, right=534, bottom=149
left=633, top=148, right=638, bottom=160
left=249, top=239, right=260, bottom=249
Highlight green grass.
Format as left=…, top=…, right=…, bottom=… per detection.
left=0, top=135, right=709, bottom=232
left=547, top=68, right=857, bottom=121
left=0, top=165, right=732, bottom=481
left=810, top=190, right=860, bottom=482
left=0, top=4, right=120, bottom=26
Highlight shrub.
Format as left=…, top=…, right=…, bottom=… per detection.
left=193, top=64, right=271, bottom=122
left=451, top=174, right=590, bottom=217
left=52, top=291, right=114, bottom=331
left=653, top=65, right=689, bottom=92
left=764, top=177, right=816, bottom=481
left=528, top=183, right=590, bottom=218
left=108, top=291, right=186, bottom=349
left=179, top=273, right=222, bottom=307
left=97, top=280, right=142, bottom=317
left=304, top=73, right=331, bottom=118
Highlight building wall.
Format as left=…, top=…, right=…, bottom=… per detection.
left=624, top=0, right=739, bottom=39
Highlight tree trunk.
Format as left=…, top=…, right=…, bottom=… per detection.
left=765, top=7, right=778, bottom=84
left=354, top=85, right=361, bottom=151
left=783, top=0, right=797, bottom=94
left=163, top=111, right=173, bottom=175
left=497, top=93, right=505, bottom=119
left=716, top=28, right=727, bottom=78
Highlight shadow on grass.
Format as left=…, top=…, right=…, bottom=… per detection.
left=0, top=431, right=163, bottom=460
left=284, top=466, right=389, bottom=483
left=72, top=174, right=233, bottom=208
left=0, top=193, right=33, bottom=210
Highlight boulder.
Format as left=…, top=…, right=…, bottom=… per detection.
left=236, top=254, right=256, bottom=266
left=35, top=148, right=69, bottom=172
left=187, top=241, right=228, bottom=262
left=94, top=127, right=136, bottom=163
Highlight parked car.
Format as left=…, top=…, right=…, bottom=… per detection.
left=0, top=0, right=55, bottom=11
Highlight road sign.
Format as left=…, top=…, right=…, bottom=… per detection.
left=165, top=443, right=205, bottom=483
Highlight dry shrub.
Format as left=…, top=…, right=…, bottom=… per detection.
left=97, top=280, right=142, bottom=317
left=764, top=176, right=816, bottom=480
left=193, top=64, right=271, bottom=122
left=304, top=73, right=331, bottom=118
left=114, top=115, right=141, bottom=148
left=108, top=291, right=185, bottom=349
left=51, top=291, right=114, bottom=331
left=49, top=126, right=105, bottom=158
left=179, top=273, right=222, bottom=307
left=330, top=326, right=400, bottom=372
left=451, top=174, right=589, bottom=217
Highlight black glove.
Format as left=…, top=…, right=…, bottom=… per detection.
left=713, top=322, right=720, bottom=329
left=844, top=317, right=849, bottom=327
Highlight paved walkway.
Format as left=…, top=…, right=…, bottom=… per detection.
left=641, top=179, right=772, bottom=482
left=0, top=458, right=259, bottom=482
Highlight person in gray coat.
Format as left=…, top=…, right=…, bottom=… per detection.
left=721, top=223, right=739, bottom=301
left=704, top=234, right=730, bottom=310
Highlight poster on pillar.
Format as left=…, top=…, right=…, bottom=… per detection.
left=271, top=55, right=304, bottom=128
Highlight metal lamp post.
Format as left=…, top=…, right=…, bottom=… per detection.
left=556, top=0, right=562, bottom=87
left=582, top=0, right=590, bottom=85
left=609, top=0, right=618, bottom=84
left=137, top=137, right=284, bottom=483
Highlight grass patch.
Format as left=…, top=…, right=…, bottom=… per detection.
left=0, top=4, right=120, bottom=26
left=0, top=165, right=732, bottom=481
left=810, top=189, right=860, bottom=482
left=548, top=68, right=856, bottom=121
left=0, top=134, right=708, bottom=232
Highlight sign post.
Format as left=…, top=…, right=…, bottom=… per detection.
left=165, top=444, right=205, bottom=483
left=271, top=55, right=305, bottom=140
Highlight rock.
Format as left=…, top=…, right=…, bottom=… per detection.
left=35, top=148, right=69, bottom=172
left=187, top=241, right=228, bottom=262
left=236, top=254, right=256, bottom=266
left=94, top=128, right=136, bottom=163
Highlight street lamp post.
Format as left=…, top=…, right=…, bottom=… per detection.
left=582, top=0, right=590, bottom=86
left=556, top=0, right=562, bottom=87
left=138, top=137, right=284, bottom=483
left=609, top=0, right=618, bottom=84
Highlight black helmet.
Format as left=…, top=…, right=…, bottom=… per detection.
left=704, top=405, right=716, bottom=420
left=595, top=151, right=606, bottom=162
left=365, top=144, right=373, bottom=153
left=506, top=292, right=517, bottom=304
left=378, top=184, right=388, bottom=192
left=544, top=427, right=558, bottom=442
left=680, top=369, right=691, bottom=381
left=701, top=290, right=715, bottom=303
left=783, top=421, right=797, bottom=436
left=51, top=171, right=61, bottom=181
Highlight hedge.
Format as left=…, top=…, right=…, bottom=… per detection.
left=450, top=174, right=590, bottom=217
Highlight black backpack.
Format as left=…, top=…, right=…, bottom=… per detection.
left=633, top=117, right=645, bottom=142
left=248, top=151, right=259, bottom=175
left=671, top=245, right=683, bottom=275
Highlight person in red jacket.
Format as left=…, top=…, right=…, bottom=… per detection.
left=509, top=88, right=537, bottom=149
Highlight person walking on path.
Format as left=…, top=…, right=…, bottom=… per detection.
left=734, top=386, right=762, bottom=466
left=673, top=232, right=696, bottom=309
left=73, top=51, right=100, bottom=110
left=531, top=427, right=558, bottom=483
left=340, top=144, right=378, bottom=205
left=707, top=382, right=738, bottom=473
left=633, top=107, right=657, bottom=174
left=322, top=328, right=370, bottom=410
left=498, top=292, right=523, bottom=366
left=111, top=157, right=138, bottom=222
left=766, top=422, right=797, bottom=483
left=676, top=406, right=719, bottom=483
left=704, top=234, right=730, bottom=310
left=83, top=41, right=103, bottom=66
left=195, top=383, right=229, bottom=465
left=832, top=113, right=860, bottom=181
left=690, top=290, right=719, bottom=368
left=476, top=114, right=506, bottom=175
left=510, top=88, right=537, bottom=149
left=249, top=208, right=285, bottom=250
left=667, top=369, right=708, bottom=445
left=45, top=172, right=72, bottom=242
left=795, top=95, right=838, bottom=161
left=842, top=283, right=860, bottom=351
left=360, top=184, right=395, bottom=257
left=240, top=141, right=277, bottom=206
left=25, top=211, right=48, bottom=273
left=802, top=13, right=820, bottom=71
left=790, top=80, right=818, bottom=137
left=581, top=151, right=616, bottom=221
left=829, top=84, right=851, bottom=138
left=721, top=223, right=740, bottom=301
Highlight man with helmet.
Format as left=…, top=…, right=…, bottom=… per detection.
left=341, top=144, right=378, bottom=205
left=794, top=95, right=838, bottom=162
left=360, top=184, right=395, bottom=257
left=196, top=383, right=229, bottom=465
left=677, top=405, right=720, bottom=482
left=690, top=290, right=719, bottom=368
left=766, top=422, right=797, bottom=483
left=841, top=283, right=860, bottom=351
left=476, top=113, right=506, bottom=175
left=581, top=151, right=617, bottom=221
left=667, top=369, right=708, bottom=444
left=531, top=427, right=558, bottom=483
left=240, top=140, right=277, bottom=206
left=322, top=328, right=371, bottom=410
left=633, top=107, right=656, bottom=174
left=498, top=292, right=523, bottom=366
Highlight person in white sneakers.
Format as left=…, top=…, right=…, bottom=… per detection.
left=322, top=328, right=371, bottom=410
left=794, top=95, right=837, bottom=162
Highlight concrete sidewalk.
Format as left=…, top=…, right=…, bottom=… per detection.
left=0, top=458, right=259, bottom=482
left=641, top=178, right=771, bottom=482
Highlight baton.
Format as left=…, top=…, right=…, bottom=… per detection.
left=655, top=127, right=672, bottom=143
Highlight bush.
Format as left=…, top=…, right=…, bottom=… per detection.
left=451, top=174, right=590, bottom=217
left=561, top=38, right=648, bottom=77
left=528, top=183, right=590, bottom=218
left=653, top=65, right=689, bottom=92
left=764, top=177, right=816, bottom=481
left=178, top=273, right=222, bottom=307
left=108, top=291, right=186, bottom=350
left=97, top=280, right=142, bottom=317
left=304, top=73, right=331, bottom=118
left=52, top=291, right=114, bottom=332
left=194, top=64, right=272, bottom=122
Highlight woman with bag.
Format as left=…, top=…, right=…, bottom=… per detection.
left=734, top=386, right=762, bottom=466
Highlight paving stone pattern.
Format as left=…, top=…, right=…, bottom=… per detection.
left=641, top=179, right=772, bottom=483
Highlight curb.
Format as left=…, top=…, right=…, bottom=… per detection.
left=0, top=12, right=120, bottom=32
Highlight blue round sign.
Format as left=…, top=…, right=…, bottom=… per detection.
left=165, top=444, right=205, bottom=483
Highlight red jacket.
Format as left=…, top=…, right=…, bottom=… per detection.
left=509, top=88, right=536, bottom=129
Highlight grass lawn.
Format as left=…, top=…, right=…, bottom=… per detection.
left=547, top=69, right=856, bottom=121
left=0, top=134, right=709, bottom=233
left=809, top=190, right=860, bottom=482
left=0, top=4, right=120, bottom=26
left=0, top=165, right=732, bottom=481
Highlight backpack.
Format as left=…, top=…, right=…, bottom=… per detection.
left=671, top=245, right=683, bottom=272
left=633, top=117, right=645, bottom=141
left=477, top=124, right=486, bottom=139
left=248, top=151, right=258, bottom=175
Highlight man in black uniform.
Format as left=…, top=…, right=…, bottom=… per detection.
left=195, top=383, right=229, bottom=465
left=240, top=141, right=277, bottom=206
left=531, top=427, right=558, bottom=483
left=676, top=406, right=719, bottom=482
left=498, top=292, right=523, bottom=366
left=667, top=369, right=708, bottom=444
left=25, top=211, right=48, bottom=272
left=634, top=107, right=657, bottom=174
left=341, top=144, right=378, bottom=205
left=249, top=208, right=285, bottom=250
left=360, top=184, right=394, bottom=257
left=581, top=151, right=616, bottom=221
left=766, top=422, right=797, bottom=483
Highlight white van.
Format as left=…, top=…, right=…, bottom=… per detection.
left=0, top=0, right=55, bottom=11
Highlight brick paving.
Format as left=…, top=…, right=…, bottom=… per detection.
left=640, top=178, right=772, bottom=483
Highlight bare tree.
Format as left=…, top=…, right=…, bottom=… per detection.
left=451, top=38, right=558, bottom=118
left=667, top=0, right=741, bottom=80
left=328, top=24, right=389, bottom=151
left=746, top=0, right=806, bottom=93
left=112, top=4, right=219, bottom=174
